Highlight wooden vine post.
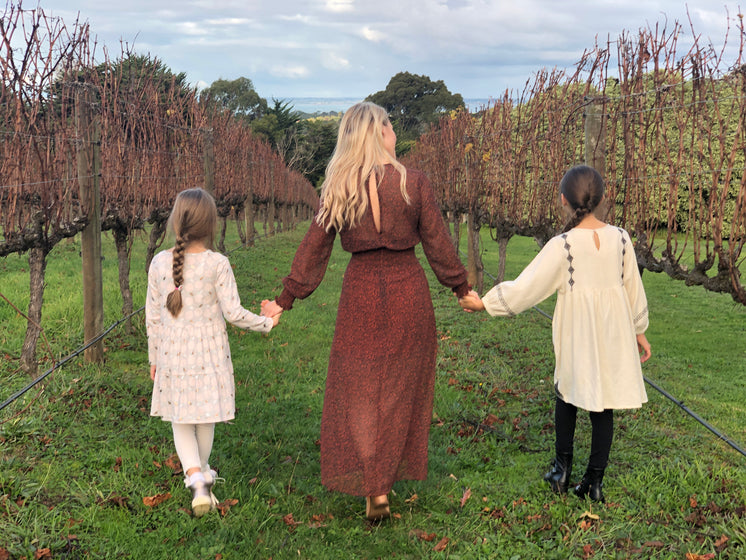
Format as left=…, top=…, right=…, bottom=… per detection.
left=75, top=86, right=104, bottom=363
left=584, top=96, right=606, bottom=177
left=203, top=128, right=215, bottom=195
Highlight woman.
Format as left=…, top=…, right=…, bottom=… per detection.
left=262, top=102, right=471, bottom=521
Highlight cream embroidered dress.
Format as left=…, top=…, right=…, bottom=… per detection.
left=146, top=250, right=273, bottom=423
left=482, top=225, right=649, bottom=412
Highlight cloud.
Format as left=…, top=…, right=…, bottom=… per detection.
left=323, top=52, right=350, bottom=70
left=360, top=26, right=385, bottom=42
left=325, top=0, right=354, bottom=13
left=271, top=65, right=310, bottom=79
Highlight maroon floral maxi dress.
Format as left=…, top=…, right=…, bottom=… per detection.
left=276, top=164, right=469, bottom=497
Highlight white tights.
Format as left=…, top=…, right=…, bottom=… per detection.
left=171, top=422, right=215, bottom=473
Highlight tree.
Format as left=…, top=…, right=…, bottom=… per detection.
left=366, top=71, right=465, bottom=147
left=200, top=77, right=267, bottom=121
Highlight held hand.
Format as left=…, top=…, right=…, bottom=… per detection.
left=261, top=299, right=284, bottom=320
left=458, top=290, right=485, bottom=312
left=636, top=333, right=651, bottom=363
left=150, top=364, right=156, bottom=381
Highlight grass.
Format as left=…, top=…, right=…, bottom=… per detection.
left=0, top=224, right=745, bottom=559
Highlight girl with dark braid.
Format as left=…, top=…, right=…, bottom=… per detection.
left=146, top=188, right=278, bottom=517
left=459, top=165, right=651, bottom=503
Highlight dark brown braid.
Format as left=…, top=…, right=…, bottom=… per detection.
left=560, top=165, right=605, bottom=233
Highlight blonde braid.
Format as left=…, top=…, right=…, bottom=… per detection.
left=166, top=233, right=188, bottom=317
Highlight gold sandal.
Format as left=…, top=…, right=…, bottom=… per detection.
left=365, top=495, right=390, bottom=521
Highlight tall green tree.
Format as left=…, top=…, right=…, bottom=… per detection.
left=367, top=71, right=464, bottom=149
left=200, top=77, right=267, bottom=121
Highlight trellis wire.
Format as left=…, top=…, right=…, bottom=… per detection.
left=470, top=249, right=746, bottom=459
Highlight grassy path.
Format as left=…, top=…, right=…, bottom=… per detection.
left=0, top=225, right=744, bottom=559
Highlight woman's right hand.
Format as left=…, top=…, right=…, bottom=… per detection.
left=261, top=299, right=284, bottom=320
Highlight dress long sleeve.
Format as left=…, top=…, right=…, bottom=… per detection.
left=216, top=257, right=273, bottom=332
left=481, top=236, right=566, bottom=317
left=621, top=231, right=649, bottom=333
left=417, top=174, right=470, bottom=298
left=145, top=265, right=162, bottom=365
left=276, top=218, right=337, bottom=310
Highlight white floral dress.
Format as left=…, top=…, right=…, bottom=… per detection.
left=481, top=225, right=649, bottom=412
left=146, top=249, right=273, bottom=423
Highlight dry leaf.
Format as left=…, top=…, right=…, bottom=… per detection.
left=460, top=488, right=472, bottom=508
left=714, top=534, right=729, bottom=549
left=34, top=549, right=51, bottom=559
left=165, top=454, right=181, bottom=472
left=405, top=493, right=418, bottom=504
left=142, top=493, right=171, bottom=508
left=410, top=529, right=437, bottom=542
left=685, top=554, right=716, bottom=560
left=433, top=537, right=449, bottom=552
left=216, top=498, right=238, bottom=516
left=579, top=510, right=600, bottom=521
left=282, top=513, right=301, bottom=528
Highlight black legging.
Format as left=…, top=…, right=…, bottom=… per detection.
left=554, top=397, right=613, bottom=470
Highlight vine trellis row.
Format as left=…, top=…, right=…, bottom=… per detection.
left=0, top=3, right=319, bottom=373
left=403, top=14, right=746, bottom=307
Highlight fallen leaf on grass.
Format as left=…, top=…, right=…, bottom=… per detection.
left=165, top=454, right=181, bottom=473
left=142, top=493, right=171, bottom=508
left=409, top=529, right=437, bottom=542
left=101, top=494, right=129, bottom=508
left=0, top=548, right=8, bottom=560
left=282, top=513, right=302, bottom=530
left=433, top=537, right=449, bottom=552
left=685, top=554, right=715, bottom=560
left=34, top=549, right=51, bottom=559
left=579, top=511, right=600, bottom=521
left=460, top=488, right=472, bottom=508
left=405, top=493, right=418, bottom=504
left=714, top=534, right=729, bottom=550
left=216, top=498, right=238, bottom=516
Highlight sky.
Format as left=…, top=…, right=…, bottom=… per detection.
left=26, top=1, right=746, bottom=109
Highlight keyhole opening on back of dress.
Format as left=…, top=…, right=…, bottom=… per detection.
left=593, top=231, right=600, bottom=250
left=368, top=174, right=381, bottom=233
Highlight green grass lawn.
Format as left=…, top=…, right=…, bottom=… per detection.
left=0, top=224, right=744, bottom=559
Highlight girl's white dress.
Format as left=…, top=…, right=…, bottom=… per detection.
left=146, top=249, right=273, bottom=423
left=482, top=225, right=649, bottom=412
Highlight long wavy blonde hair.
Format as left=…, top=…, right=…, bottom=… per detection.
left=316, top=101, right=408, bottom=232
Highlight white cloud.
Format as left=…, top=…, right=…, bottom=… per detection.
left=360, top=26, right=385, bottom=42
left=323, top=52, right=350, bottom=70
left=325, top=0, right=354, bottom=13
left=271, top=65, right=310, bottom=79
left=204, top=18, right=252, bottom=26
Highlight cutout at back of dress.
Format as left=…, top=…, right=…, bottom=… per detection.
left=368, top=174, right=381, bottom=233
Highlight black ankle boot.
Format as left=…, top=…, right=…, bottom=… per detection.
left=543, top=452, right=573, bottom=493
left=574, top=467, right=605, bottom=503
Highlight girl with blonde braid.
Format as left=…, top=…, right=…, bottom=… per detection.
left=146, top=188, right=278, bottom=517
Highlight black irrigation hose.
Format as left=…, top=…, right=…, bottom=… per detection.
left=463, top=249, right=746, bottom=459
left=0, top=305, right=145, bottom=413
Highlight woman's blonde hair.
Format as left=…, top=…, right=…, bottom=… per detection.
left=316, top=101, right=408, bottom=232
left=165, top=187, right=217, bottom=317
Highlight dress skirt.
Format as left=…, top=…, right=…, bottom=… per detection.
left=320, top=247, right=437, bottom=496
